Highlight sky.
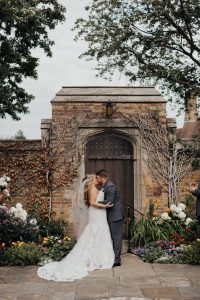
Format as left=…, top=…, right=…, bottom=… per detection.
left=0, top=0, right=184, bottom=139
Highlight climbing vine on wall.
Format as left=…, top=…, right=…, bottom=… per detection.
left=0, top=113, right=88, bottom=218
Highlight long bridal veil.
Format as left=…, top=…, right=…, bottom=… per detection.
left=72, top=174, right=92, bottom=240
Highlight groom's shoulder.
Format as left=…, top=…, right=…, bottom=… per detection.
left=105, top=180, right=116, bottom=189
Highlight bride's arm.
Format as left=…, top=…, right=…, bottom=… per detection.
left=88, top=186, right=113, bottom=208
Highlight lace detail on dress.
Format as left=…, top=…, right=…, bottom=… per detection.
left=37, top=191, right=114, bottom=281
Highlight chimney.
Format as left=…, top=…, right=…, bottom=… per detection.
left=184, top=92, right=198, bottom=122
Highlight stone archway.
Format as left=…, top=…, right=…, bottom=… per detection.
left=85, top=132, right=134, bottom=220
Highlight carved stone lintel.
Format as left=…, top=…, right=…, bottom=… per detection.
left=79, top=118, right=135, bottom=129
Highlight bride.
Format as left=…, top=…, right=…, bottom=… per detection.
left=37, top=174, right=115, bottom=281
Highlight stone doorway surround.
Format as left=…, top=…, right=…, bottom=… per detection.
left=79, top=122, right=141, bottom=214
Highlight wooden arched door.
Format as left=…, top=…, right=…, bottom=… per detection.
left=85, top=132, right=134, bottom=221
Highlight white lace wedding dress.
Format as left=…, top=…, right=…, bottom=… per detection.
left=37, top=191, right=115, bottom=281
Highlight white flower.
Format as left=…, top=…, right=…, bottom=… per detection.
left=16, top=203, right=23, bottom=209
left=0, top=175, right=10, bottom=189
left=174, top=207, right=182, bottom=214
left=17, top=210, right=27, bottom=221
left=0, top=204, right=7, bottom=210
left=9, top=202, right=27, bottom=222
left=170, top=204, right=177, bottom=212
left=178, top=203, right=186, bottom=211
left=0, top=180, right=7, bottom=187
left=161, top=212, right=171, bottom=220
left=9, top=207, right=16, bottom=213
left=29, top=218, right=37, bottom=226
left=177, top=211, right=186, bottom=220
left=156, top=255, right=169, bottom=262
left=20, top=212, right=27, bottom=221
left=185, top=217, right=193, bottom=225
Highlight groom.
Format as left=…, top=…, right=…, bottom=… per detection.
left=96, top=169, right=124, bottom=267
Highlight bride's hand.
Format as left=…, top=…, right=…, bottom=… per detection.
left=104, top=202, right=114, bottom=208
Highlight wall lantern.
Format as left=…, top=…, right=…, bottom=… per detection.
left=105, top=100, right=113, bottom=117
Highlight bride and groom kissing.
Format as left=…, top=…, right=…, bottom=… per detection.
left=38, top=169, right=124, bottom=281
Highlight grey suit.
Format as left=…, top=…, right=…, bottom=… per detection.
left=103, top=179, right=124, bottom=264
left=192, top=181, right=200, bottom=224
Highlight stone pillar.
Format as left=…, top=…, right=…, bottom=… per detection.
left=166, top=118, right=177, bottom=143
left=41, top=119, right=52, bottom=146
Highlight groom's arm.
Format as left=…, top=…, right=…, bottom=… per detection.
left=103, top=185, right=116, bottom=206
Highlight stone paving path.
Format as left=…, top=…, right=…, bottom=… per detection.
left=0, top=254, right=200, bottom=300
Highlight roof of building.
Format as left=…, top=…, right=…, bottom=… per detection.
left=51, top=86, right=166, bottom=103
left=176, top=119, right=200, bottom=140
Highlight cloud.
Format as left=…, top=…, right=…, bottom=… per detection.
left=0, top=0, right=184, bottom=139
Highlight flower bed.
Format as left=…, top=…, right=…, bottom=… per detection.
left=0, top=204, right=75, bottom=266
left=0, top=236, right=74, bottom=266
left=0, top=242, right=42, bottom=266
left=0, top=175, right=75, bottom=266
left=135, top=239, right=200, bottom=264
left=132, top=201, right=200, bottom=265
left=39, top=235, right=74, bottom=264
left=0, top=175, right=74, bottom=266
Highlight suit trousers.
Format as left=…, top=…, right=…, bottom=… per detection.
left=109, top=219, right=124, bottom=263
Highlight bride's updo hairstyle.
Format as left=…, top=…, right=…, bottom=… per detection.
left=83, top=174, right=93, bottom=207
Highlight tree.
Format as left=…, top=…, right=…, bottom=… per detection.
left=121, top=111, right=200, bottom=205
left=13, top=130, right=26, bottom=140
left=0, top=0, right=66, bottom=120
left=74, top=0, right=200, bottom=111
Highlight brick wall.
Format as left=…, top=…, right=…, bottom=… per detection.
left=0, top=140, right=49, bottom=216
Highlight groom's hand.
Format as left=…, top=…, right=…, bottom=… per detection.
left=105, top=202, right=114, bottom=208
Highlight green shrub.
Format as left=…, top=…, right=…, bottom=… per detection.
left=38, top=219, right=66, bottom=238
left=40, top=236, right=75, bottom=263
left=178, top=242, right=200, bottom=264
left=131, top=217, right=177, bottom=247
left=0, top=242, right=41, bottom=266
left=140, top=245, right=164, bottom=263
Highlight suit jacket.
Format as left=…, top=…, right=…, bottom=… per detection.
left=192, top=181, right=200, bottom=216
left=103, top=179, right=124, bottom=223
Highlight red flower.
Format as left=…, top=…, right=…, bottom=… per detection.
left=173, top=233, right=184, bottom=242
left=185, top=227, right=191, bottom=233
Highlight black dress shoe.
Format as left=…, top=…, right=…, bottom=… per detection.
left=112, top=262, right=121, bottom=267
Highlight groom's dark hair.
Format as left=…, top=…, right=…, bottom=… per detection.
left=96, top=169, right=109, bottom=178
